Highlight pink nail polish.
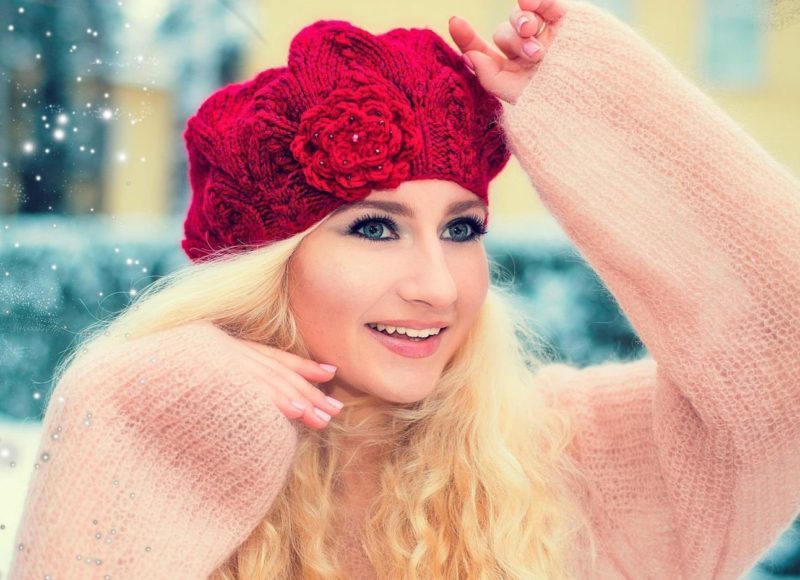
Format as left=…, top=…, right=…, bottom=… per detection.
left=325, top=396, right=344, bottom=409
left=319, top=363, right=337, bottom=373
left=314, top=408, right=331, bottom=422
left=516, top=16, right=530, bottom=33
left=523, top=40, right=542, bottom=57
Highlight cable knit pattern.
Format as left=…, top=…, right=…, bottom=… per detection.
left=181, top=19, right=510, bottom=263
left=498, top=1, right=800, bottom=578
left=8, top=1, right=800, bottom=578
left=289, top=84, right=423, bottom=200
left=8, top=321, right=298, bottom=579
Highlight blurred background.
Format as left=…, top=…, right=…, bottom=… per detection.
left=1, top=0, right=799, bottom=575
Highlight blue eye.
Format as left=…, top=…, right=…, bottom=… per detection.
left=443, top=220, right=480, bottom=242
left=347, top=213, right=488, bottom=243
left=351, top=214, right=396, bottom=241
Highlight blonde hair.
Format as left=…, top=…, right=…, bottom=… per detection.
left=53, top=218, right=597, bottom=579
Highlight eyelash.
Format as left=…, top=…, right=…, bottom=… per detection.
left=347, top=212, right=488, bottom=243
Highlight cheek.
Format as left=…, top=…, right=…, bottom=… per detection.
left=289, top=254, right=376, bottom=353
left=455, top=254, right=490, bottom=319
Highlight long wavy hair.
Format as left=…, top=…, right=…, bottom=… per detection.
left=54, top=216, right=597, bottom=579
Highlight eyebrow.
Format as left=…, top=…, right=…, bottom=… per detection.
left=332, top=199, right=486, bottom=218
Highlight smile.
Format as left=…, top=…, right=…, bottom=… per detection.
left=365, top=324, right=447, bottom=359
left=366, top=323, right=443, bottom=339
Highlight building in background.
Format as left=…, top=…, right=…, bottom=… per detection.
left=0, top=0, right=252, bottom=217
left=1, top=0, right=797, bottom=225
left=2, top=3, right=799, bottom=575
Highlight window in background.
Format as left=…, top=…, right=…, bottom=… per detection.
left=701, top=0, right=766, bottom=89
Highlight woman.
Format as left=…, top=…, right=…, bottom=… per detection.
left=9, top=0, right=800, bottom=578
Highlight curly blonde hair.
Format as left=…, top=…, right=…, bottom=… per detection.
left=55, top=217, right=597, bottom=579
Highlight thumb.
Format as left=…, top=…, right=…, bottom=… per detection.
left=463, top=50, right=500, bottom=88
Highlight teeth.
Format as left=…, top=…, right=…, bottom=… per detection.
left=368, top=323, right=442, bottom=338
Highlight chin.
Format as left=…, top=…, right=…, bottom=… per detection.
left=337, top=365, right=443, bottom=405
left=372, top=378, right=439, bottom=405
left=379, top=390, right=430, bottom=405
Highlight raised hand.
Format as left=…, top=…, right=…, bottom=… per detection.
left=448, top=0, right=567, bottom=104
left=226, top=333, right=345, bottom=430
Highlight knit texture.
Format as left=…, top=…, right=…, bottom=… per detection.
left=9, top=1, right=800, bottom=578
left=498, top=1, right=800, bottom=578
left=181, top=19, right=510, bottom=263
left=7, top=321, right=298, bottom=578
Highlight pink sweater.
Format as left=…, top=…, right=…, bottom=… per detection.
left=9, top=1, right=800, bottom=578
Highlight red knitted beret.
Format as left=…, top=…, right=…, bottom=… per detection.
left=181, top=19, right=511, bottom=263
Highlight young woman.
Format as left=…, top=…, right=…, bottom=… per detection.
left=10, top=0, right=800, bottom=578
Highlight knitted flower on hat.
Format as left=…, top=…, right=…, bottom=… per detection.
left=290, top=83, right=423, bottom=200
left=181, top=19, right=511, bottom=263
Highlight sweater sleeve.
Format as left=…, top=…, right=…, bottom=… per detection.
left=499, top=1, right=800, bottom=578
left=7, top=320, right=298, bottom=579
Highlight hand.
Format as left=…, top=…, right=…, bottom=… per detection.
left=225, top=333, right=344, bottom=430
left=448, top=0, right=567, bottom=104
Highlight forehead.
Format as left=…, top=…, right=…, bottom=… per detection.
left=332, top=179, right=486, bottom=218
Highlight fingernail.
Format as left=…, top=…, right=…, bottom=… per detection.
left=319, top=363, right=337, bottom=373
left=325, top=395, right=344, bottom=409
left=462, top=53, right=474, bottom=70
left=516, top=15, right=530, bottom=33
left=291, top=400, right=306, bottom=411
left=522, top=40, right=542, bottom=57
left=314, top=408, right=331, bottom=422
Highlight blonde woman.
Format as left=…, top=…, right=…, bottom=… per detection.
left=9, top=0, right=800, bottom=578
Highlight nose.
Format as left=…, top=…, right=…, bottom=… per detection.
left=395, top=237, right=459, bottom=309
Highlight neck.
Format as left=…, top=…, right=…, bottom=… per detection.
left=323, top=379, right=400, bottom=435
left=324, top=401, right=396, bottom=499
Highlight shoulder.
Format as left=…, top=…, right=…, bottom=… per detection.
left=56, top=320, right=297, bottom=449
left=65, top=320, right=231, bottom=381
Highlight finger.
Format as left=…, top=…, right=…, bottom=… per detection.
left=271, top=392, right=308, bottom=420
left=509, top=8, right=544, bottom=38
left=461, top=49, right=500, bottom=81
left=461, top=50, right=527, bottom=105
left=448, top=15, right=506, bottom=67
left=286, top=395, right=334, bottom=429
left=243, top=350, right=344, bottom=415
left=252, top=364, right=336, bottom=430
left=235, top=338, right=337, bottom=383
left=262, top=355, right=344, bottom=416
left=270, top=393, right=332, bottom=430
left=493, top=21, right=543, bottom=62
left=519, top=0, right=567, bottom=23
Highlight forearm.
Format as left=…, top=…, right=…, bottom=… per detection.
left=499, top=0, right=800, bottom=445
left=500, top=2, right=800, bottom=577
left=8, top=322, right=298, bottom=579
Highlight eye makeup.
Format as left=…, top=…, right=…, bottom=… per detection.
left=346, top=212, right=488, bottom=243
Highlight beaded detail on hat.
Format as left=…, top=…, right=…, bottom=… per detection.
left=290, top=83, right=423, bottom=201
left=181, top=19, right=511, bottom=263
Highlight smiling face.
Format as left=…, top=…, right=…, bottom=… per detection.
left=287, top=179, right=490, bottom=406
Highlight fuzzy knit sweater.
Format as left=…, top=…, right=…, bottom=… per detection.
left=8, top=1, right=800, bottom=578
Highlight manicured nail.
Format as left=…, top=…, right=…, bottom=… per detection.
left=314, top=408, right=331, bottom=422
left=516, top=15, right=530, bottom=33
left=319, top=363, right=337, bottom=373
left=325, top=396, right=344, bottom=409
left=462, top=53, right=475, bottom=70
left=522, top=40, right=542, bottom=57
left=291, top=400, right=306, bottom=411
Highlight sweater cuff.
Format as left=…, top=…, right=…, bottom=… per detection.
left=500, top=0, right=701, bottom=156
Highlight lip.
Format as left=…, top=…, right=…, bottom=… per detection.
left=365, top=324, right=446, bottom=359
left=367, top=319, right=450, bottom=330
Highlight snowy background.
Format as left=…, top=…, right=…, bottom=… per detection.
left=1, top=0, right=799, bottom=576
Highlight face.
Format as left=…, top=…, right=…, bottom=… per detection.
left=287, top=179, right=490, bottom=406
